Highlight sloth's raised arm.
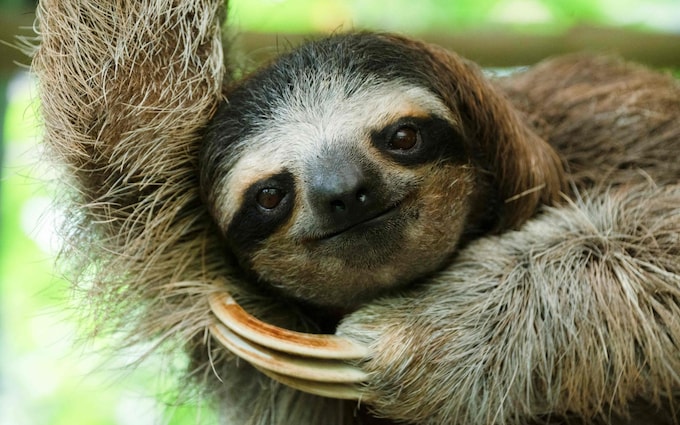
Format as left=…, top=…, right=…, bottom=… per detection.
left=33, top=0, right=229, bottom=343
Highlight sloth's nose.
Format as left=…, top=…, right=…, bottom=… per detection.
left=308, top=161, right=381, bottom=230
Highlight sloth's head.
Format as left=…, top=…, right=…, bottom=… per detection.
left=201, top=33, right=565, bottom=308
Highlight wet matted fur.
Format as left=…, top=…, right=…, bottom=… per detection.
left=33, top=0, right=680, bottom=424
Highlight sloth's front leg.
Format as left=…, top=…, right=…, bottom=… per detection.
left=211, top=184, right=680, bottom=425
left=343, top=185, right=680, bottom=424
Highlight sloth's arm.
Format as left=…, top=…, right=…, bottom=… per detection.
left=214, top=184, right=680, bottom=423
left=33, top=0, right=230, bottom=341
left=337, top=184, right=680, bottom=424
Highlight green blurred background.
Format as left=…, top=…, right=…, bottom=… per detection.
left=1, top=1, right=679, bottom=424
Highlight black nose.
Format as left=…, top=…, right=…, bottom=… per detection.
left=308, top=160, right=382, bottom=231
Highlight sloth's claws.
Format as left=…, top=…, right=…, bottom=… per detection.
left=254, top=365, right=366, bottom=400
left=209, top=292, right=369, bottom=400
left=209, top=293, right=368, bottom=359
left=210, top=323, right=368, bottom=383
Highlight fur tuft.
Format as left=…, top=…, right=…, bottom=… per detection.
left=34, top=0, right=226, bottom=356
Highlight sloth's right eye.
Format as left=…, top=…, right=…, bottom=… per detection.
left=389, top=126, right=419, bottom=150
left=226, top=171, right=295, bottom=251
left=256, top=188, right=285, bottom=209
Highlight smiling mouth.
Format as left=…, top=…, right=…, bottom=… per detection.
left=318, top=202, right=402, bottom=241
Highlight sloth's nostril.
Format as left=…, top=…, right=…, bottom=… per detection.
left=330, top=199, right=346, bottom=212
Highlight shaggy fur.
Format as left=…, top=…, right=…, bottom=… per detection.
left=33, top=0, right=680, bottom=424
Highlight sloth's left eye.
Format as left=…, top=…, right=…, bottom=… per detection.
left=257, top=188, right=285, bottom=209
left=389, top=126, right=419, bottom=150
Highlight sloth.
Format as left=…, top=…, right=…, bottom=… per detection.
left=33, top=0, right=680, bottom=424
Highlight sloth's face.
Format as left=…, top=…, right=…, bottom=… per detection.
left=201, top=35, right=492, bottom=307
left=216, top=87, right=478, bottom=307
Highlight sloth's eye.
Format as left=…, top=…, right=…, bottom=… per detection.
left=389, top=126, right=419, bottom=150
left=256, top=188, right=285, bottom=209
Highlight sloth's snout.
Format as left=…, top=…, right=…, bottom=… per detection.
left=308, top=160, right=385, bottom=231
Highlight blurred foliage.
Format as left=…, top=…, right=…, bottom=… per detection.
left=1, top=0, right=678, bottom=424
left=0, top=0, right=34, bottom=8
left=229, top=0, right=680, bottom=34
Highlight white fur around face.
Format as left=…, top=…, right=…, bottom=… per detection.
left=214, top=77, right=454, bottom=230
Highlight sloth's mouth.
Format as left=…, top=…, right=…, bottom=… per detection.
left=318, top=201, right=403, bottom=241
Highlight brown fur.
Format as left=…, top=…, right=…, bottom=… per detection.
left=33, top=0, right=680, bottom=424
left=499, top=54, right=680, bottom=190
left=411, top=37, right=567, bottom=228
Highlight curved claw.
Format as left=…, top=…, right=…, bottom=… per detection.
left=209, top=293, right=368, bottom=359
left=210, top=323, right=368, bottom=383
left=208, top=292, right=370, bottom=401
left=255, top=367, right=365, bottom=400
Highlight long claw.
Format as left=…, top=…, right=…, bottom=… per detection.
left=208, top=292, right=370, bottom=401
left=255, top=367, right=365, bottom=400
left=209, top=292, right=368, bottom=359
left=210, top=323, right=368, bottom=383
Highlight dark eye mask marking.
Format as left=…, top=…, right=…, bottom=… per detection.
left=226, top=171, right=296, bottom=254
left=372, top=116, right=466, bottom=166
